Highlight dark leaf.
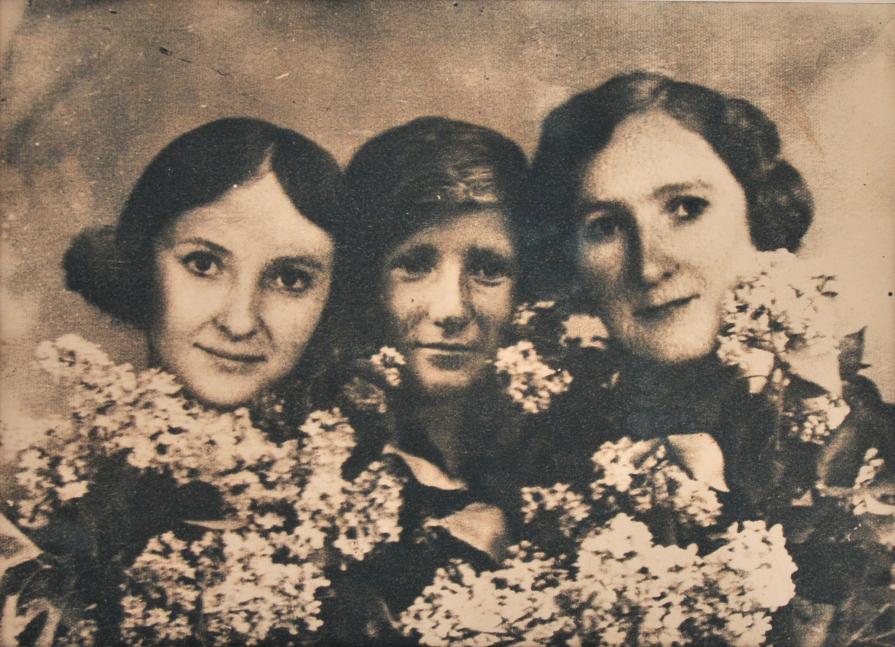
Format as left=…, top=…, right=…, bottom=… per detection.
left=840, top=329, right=868, bottom=379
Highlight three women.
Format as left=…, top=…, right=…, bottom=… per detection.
left=11, top=73, right=891, bottom=645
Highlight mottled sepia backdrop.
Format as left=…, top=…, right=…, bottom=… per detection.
left=2, top=0, right=893, bottom=459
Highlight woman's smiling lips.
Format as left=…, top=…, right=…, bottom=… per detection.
left=195, top=343, right=266, bottom=369
left=416, top=342, right=477, bottom=352
left=415, top=342, right=479, bottom=370
left=634, top=295, right=699, bottom=320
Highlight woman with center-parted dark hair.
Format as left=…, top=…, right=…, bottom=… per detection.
left=24, top=117, right=353, bottom=643
left=326, top=116, right=534, bottom=642
left=65, top=117, right=349, bottom=414
left=521, top=72, right=894, bottom=647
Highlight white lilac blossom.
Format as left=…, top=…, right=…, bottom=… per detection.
left=402, top=432, right=795, bottom=645
left=402, top=513, right=796, bottom=646
left=15, top=335, right=406, bottom=644
left=590, top=438, right=723, bottom=529
left=511, top=300, right=557, bottom=328
left=560, top=313, right=610, bottom=349
left=331, top=460, right=405, bottom=561
left=718, top=249, right=850, bottom=443
left=786, top=392, right=852, bottom=444
left=400, top=543, right=573, bottom=647
left=370, top=346, right=406, bottom=387
left=494, top=341, right=572, bottom=414
left=521, top=483, right=592, bottom=538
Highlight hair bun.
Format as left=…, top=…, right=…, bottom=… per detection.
left=64, top=225, right=142, bottom=325
left=749, top=159, right=814, bottom=252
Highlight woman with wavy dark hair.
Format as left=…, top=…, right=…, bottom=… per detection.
left=523, top=72, right=893, bottom=647
left=330, top=116, right=532, bottom=640
left=32, top=118, right=349, bottom=642
left=65, top=117, right=347, bottom=413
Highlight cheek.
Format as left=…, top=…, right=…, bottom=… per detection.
left=474, top=284, right=514, bottom=330
left=265, top=291, right=329, bottom=352
left=153, top=261, right=207, bottom=334
left=576, top=241, right=625, bottom=298
left=383, top=282, right=426, bottom=338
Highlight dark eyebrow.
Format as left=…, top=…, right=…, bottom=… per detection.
left=268, top=256, right=327, bottom=273
left=575, top=199, right=620, bottom=217
left=467, top=245, right=514, bottom=260
left=172, top=237, right=231, bottom=256
left=652, top=181, right=712, bottom=200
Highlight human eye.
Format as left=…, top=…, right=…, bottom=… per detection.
left=389, top=246, right=436, bottom=281
left=266, top=262, right=314, bottom=295
left=582, top=211, right=623, bottom=243
left=666, top=195, right=709, bottom=221
left=180, top=251, right=221, bottom=278
left=468, top=249, right=514, bottom=286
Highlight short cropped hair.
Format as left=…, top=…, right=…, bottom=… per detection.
left=528, top=72, right=814, bottom=291
left=343, top=116, right=529, bottom=336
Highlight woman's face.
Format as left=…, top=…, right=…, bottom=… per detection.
left=382, top=209, right=516, bottom=395
left=574, top=110, right=756, bottom=364
left=150, top=172, right=335, bottom=408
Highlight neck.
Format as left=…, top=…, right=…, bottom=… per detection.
left=412, top=392, right=473, bottom=478
left=620, top=352, right=727, bottom=403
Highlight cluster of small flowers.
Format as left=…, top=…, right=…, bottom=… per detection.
left=16, top=338, right=185, bottom=526
left=511, top=300, right=557, bottom=329
left=330, top=459, right=405, bottom=561
left=853, top=448, right=886, bottom=491
left=121, top=528, right=330, bottom=646
left=570, top=515, right=795, bottom=647
left=400, top=543, right=573, bottom=647
left=590, top=438, right=723, bottom=529
left=15, top=418, right=86, bottom=527
left=565, top=513, right=703, bottom=646
left=16, top=336, right=407, bottom=644
left=718, top=250, right=850, bottom=444
left=294, top=408, right=405, bottom=562
left=720, top=250, right=839, bottom=358
left=560, top=313, right=610, bottom=350
left=120, top=531, right=218, bottom=645
left=370, top=346, right=406, bottom=387
left=698, top=521, right=797, bottom=647
left=494, top=341, right=573, bottom=414
left=200, top=530, right=329, bottom=645
left=55, top=618, right=99, bottom=647
left=402, top=513, right=796, bottom=646
left=520, top=483, right=592, bottom=538
left=17, top=336, right=305, bottom=528
left=785, top=392, right=852, bottom=445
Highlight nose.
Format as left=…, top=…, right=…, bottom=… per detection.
left=429, top=262, right=472, bottom=334
left=629, top=216, right=677, bottom=287
left=214, top=280, right=260, bottom=340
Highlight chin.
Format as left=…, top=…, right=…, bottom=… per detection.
left=412, top=367, right=478, bottom=396
left=630, top=331, right=718, bottom=365
left=182, top=377, right=266, bottom=410
left=416, top=374, right=476, bottom=395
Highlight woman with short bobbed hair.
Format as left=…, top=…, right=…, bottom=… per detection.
left=524, top=72, right=892, bottom=647
left=65, top=117, right=348, bottom=412
left=333, top=116, right=531, bottom=639
left=343, top=115, right=530, bottom=342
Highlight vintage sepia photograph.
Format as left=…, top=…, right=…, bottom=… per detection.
left=1, top=1, right=893, bottom=645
